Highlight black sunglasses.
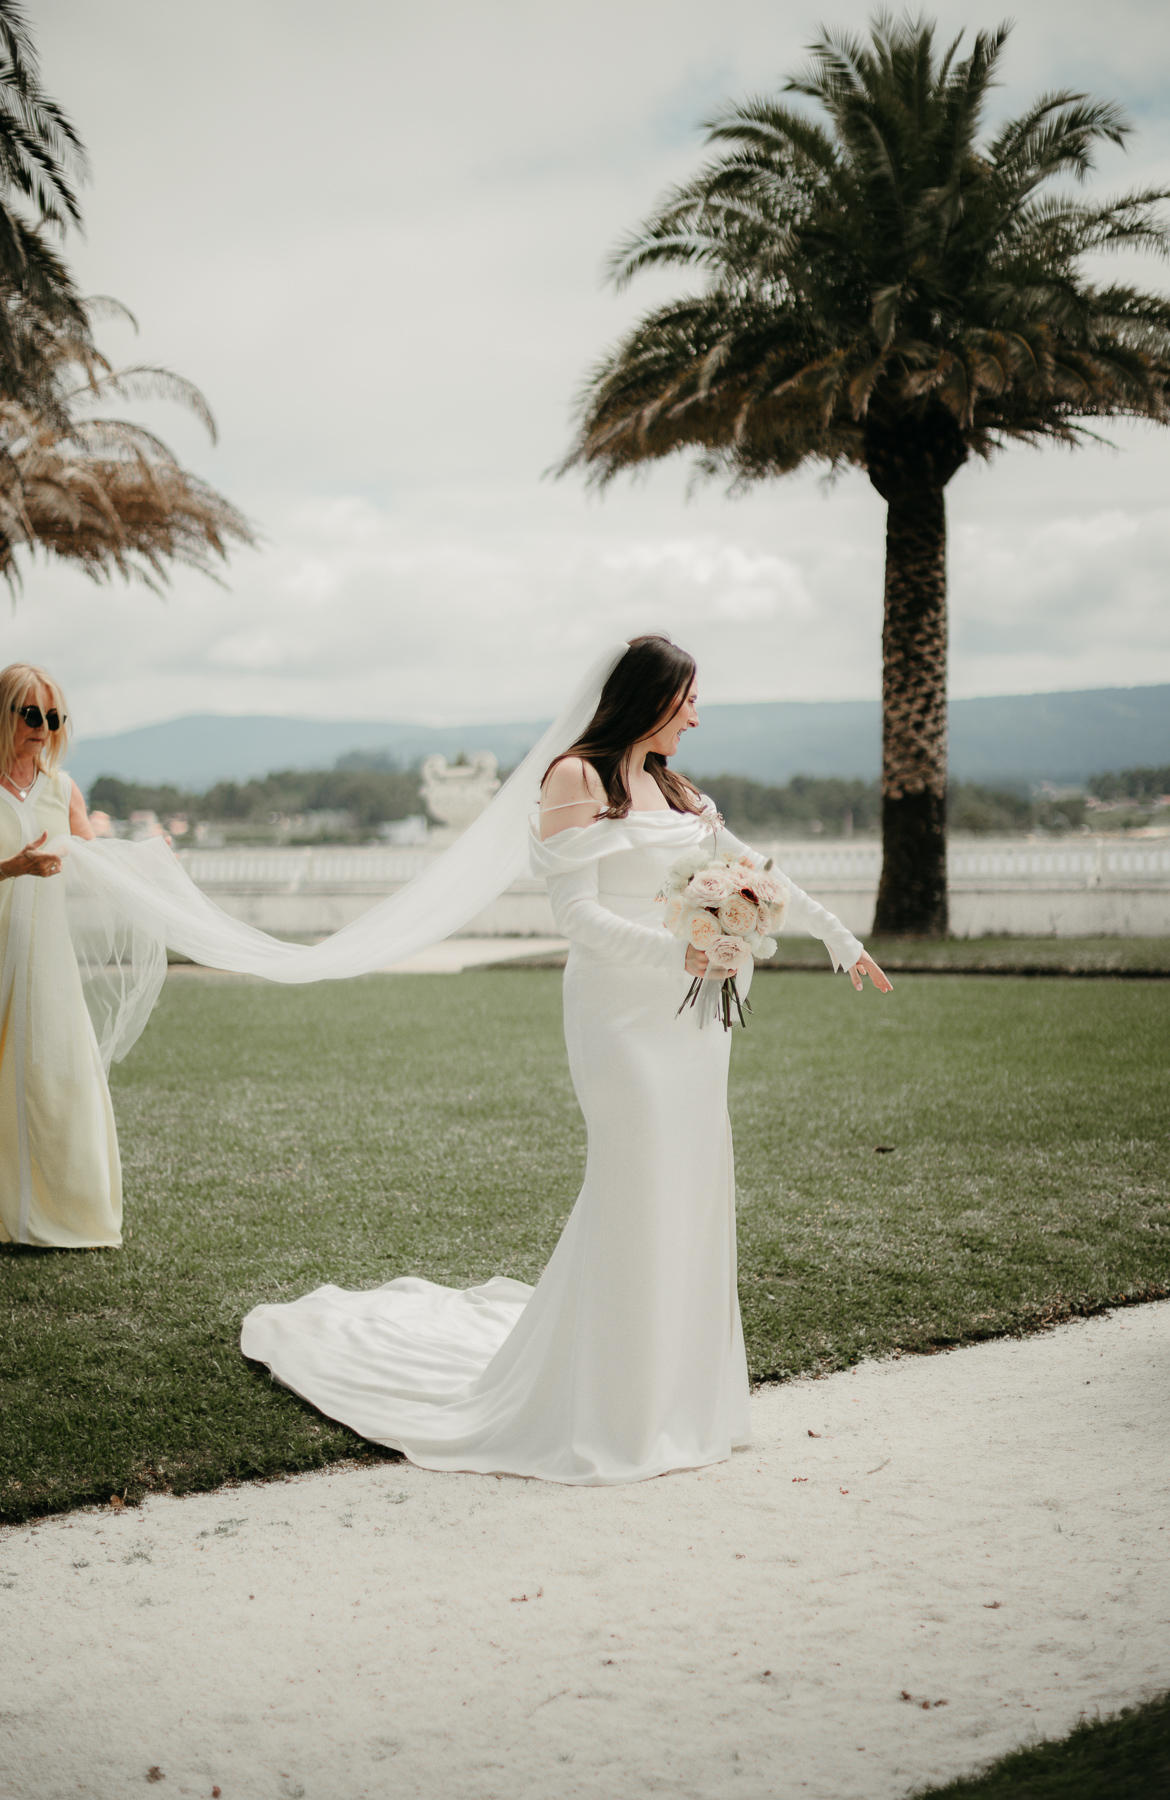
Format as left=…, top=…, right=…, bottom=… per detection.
left=12, top=704, right=65, bottom=731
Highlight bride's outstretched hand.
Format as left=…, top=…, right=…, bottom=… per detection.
left=848, top=952, right=892, bottom=993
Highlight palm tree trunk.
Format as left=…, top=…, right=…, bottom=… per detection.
left=871, top=480, right=949, bottom=936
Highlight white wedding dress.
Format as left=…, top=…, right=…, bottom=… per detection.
left=240, top=807, right=862, bottom=1485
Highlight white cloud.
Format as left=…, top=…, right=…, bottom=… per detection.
left=10, top=0, right=1170, bottom=746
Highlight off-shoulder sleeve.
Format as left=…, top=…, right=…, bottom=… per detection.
left=545, top=859, right=688, bottom=972
left=708, top=810, right=865, bottom=973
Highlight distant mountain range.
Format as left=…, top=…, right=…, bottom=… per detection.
left=66, top=683, right=1170, bottom=793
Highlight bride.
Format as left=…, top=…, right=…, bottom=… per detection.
left=240, top=636, right=891, bottom=1485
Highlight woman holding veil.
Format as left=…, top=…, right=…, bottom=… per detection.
left=38, top=633, right=887, bottom=1480
left=0, top=662, right=120, bottom=1249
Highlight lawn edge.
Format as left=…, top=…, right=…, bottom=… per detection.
left=7, top=1285, right=1167, bottom=1529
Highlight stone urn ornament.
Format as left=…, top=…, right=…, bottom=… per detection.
left=419, top=751, right=501, bottom=841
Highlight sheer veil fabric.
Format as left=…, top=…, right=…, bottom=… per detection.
left=54, top=642, right=630, bottom=1071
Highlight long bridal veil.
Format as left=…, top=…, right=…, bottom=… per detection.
left=59, top=641, right=629, bottom=1070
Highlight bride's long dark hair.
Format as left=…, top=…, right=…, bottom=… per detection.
left=544, top=634, right=705, bottom=819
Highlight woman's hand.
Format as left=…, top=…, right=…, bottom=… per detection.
left=685, top=942, right=745, bottom=979
left=0, top=832, right=63, bottom=880
left=848, top=951, right=892, bottom=993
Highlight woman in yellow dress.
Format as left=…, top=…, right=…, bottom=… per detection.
left=0, top=661, right=120, bottom=1248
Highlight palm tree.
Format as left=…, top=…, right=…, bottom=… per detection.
left=0, top=301, right=253, bottom=590
left=0, top=0, right=253, bottom=592
left=0, top=0, right=89, bottom=366
left=561, top=14, right=1170, bottom=935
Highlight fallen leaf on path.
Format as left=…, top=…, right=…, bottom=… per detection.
left=146, top=1770, right=163, bottom=1784
left=983, top=1601, right=1002, bottom=1609
left=807, top=1430, right=821, bottom=1438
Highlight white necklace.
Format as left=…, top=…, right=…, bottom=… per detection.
left=2, top=767, right=35, bottom=800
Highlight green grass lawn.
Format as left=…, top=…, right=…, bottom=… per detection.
left=1, top=968, right=1167, bottom=1522
left=764, top=934, right=1170, bottom=973
left=911, top=1691, right=1170, bottom=1799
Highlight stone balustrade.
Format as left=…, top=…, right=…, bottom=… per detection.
left=173, top=836, right=1170, bottom=940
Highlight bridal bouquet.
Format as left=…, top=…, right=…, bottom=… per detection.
left=657, top=849, right=788, bottom=1030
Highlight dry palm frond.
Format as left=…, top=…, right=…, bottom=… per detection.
left=0, top=7, right=252, bottom=590
left=0, top=358, right=254, bottom=592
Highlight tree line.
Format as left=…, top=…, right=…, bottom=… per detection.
left=1088, top=766, right=1170, bottom=802
left=88, top=763, right=1169, bottom=838
left=88, top=768, right=425, bottom=834
left=698, top=774, right=1088, bottom=835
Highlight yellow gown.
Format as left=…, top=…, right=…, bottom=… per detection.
left=0, top=768, right=121, bottom=1247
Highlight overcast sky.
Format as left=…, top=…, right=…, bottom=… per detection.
left=10, top=0, right=1170, bottom=734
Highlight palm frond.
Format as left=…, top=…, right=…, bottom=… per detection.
left=563, top=12, right=1170, bottom=492
left=0, top=0, right=87, bottom=232
left=0, top=297, right=254, bottom=590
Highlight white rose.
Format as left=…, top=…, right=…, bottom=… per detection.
left=668, top=849, right=707, bottom=886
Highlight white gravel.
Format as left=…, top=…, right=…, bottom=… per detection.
left=3, top=1300, right=1167, bottom=1800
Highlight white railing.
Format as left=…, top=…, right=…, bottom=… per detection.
left=175, top=835, right=1170, bottom=895
left=754, top=839, right=1170, bottom=887
left=176, top=846, right=435, bottom=889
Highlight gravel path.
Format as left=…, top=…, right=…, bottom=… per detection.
left=3, top=1301, right=1167, bottom=1800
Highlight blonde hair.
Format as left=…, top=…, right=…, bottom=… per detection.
left=0, top=663, right=71, bottom=777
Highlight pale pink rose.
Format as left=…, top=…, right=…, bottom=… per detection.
left=753, top=871, right=785, bottom=906
left=708, top=934, right=747, bottom=971
left=662, top=892, right=685, bottom=930
left=688, top=910, right=721, bottom=949
left=717, top=892, right=759, bottom=936
left=729, top=862, right=764, bottom=895
left=688, top=865, right=736, bottom=903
